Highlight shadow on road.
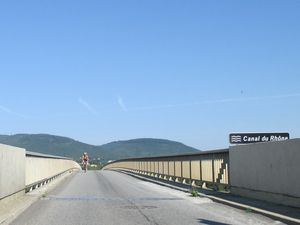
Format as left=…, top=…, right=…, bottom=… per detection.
left=197, top=218, right=230, bottom=225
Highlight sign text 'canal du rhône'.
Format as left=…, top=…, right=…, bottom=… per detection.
left=229, top=133, right=290, bottom=144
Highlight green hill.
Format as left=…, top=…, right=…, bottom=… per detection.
left=0, top=134, right=200, bottom=163
left=99, top=138, right=200, bottom=162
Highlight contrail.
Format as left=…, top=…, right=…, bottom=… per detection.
left=0, top=105, right=12, bottom=113
left=117, top=96, right=128, bottom=112
left=0, top=105, right=28, bottom=119
left=128, top=93, right=300, bottom=111
left=78, top=97, right=97, bottom=115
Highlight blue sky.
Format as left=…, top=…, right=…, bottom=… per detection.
left=0, top=0, right=300, bottom=150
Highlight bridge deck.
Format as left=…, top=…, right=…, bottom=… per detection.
left=10, top=171, right=281, bottom=225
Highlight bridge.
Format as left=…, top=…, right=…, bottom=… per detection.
left=1, top=140, right=300, bottom=224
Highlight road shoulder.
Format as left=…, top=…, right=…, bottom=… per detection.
left=113, top=169, right=300, bottom=225
left=0, top=171, right=78, bottom=225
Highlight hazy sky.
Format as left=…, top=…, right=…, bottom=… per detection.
left=0, top=0, right=300, bottom=150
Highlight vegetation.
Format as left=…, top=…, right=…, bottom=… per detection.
left=87, top=163, right=103, bottom=170
left=0, top=134, right=200, bottom=163
left=245, top=208, right=253, bottom=213
left=190, top=188, right=199, bottom=197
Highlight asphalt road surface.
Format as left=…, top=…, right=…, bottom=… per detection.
left=10, top=171, right=284, bottom=225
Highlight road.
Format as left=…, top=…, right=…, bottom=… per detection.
left=10, top=170, right=283, bottom=225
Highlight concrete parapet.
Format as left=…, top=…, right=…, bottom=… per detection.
left=0, top=144, right=81, bottom=203
left=229, top=139, right=300, bottom=207
left=0, top=144, right=26, bottom=202
left=26, top=155, right=81, bottom=187
left=102, top=149, right=230, bottom=192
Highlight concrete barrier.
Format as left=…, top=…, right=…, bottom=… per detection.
left=25, top=151, right=81, bottom=190
left=0, top=144, right=81, bottom=203
left=103, top=149, right=230, bottom=190
left=104, top=139, right=300, bottom=208
left=229, top=139, right=300, bottom=208
left=0, top=144, right=26, bottom=203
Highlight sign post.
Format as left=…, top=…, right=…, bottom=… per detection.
left=229, top=133, right=289, bottom=145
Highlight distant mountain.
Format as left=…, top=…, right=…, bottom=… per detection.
left=0, top=134, right=200, bottom=163
left=0, top=134, right=95, bottom=160
left=99, top=138, right=200, bottom=162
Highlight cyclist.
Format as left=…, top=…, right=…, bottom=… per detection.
left=81, top=152, right=89, bottom=172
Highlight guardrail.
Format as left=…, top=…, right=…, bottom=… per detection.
left=0, top=144, right=81, bottom=203
left=103, top=149, right=229, bottom=190
left=104, top=139, right=300, bottom=208
left=25, top=151, right=81, bottom=192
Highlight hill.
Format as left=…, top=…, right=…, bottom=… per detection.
left=0, top=134, right=95, bottom=160
left=0, top=134, right=200, bottom=162
left=99, top=138, right=200, bottom=162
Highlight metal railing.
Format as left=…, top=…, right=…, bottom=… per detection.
left=103, top=149, right=229, bottom=189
